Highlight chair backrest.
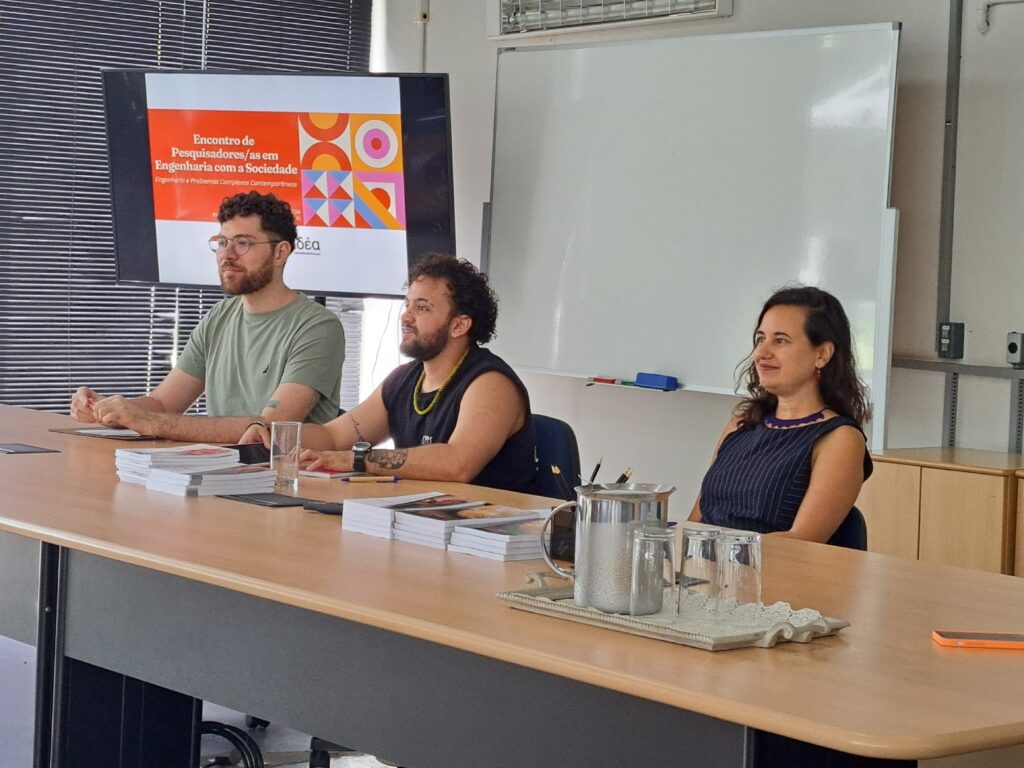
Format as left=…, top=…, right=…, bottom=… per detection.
left=827, top=506, right=868, bottom=551
left=532, top=414, right=581, bottom=501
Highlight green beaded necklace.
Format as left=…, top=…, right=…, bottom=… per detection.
left=412, top=349, right=470, bottom=417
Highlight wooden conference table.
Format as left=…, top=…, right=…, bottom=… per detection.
left=3, top=405, right=1024, bottom=767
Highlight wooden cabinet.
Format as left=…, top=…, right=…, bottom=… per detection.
left=856, top=460, right=920, bottom=559
left=857, top=448, right=1024, bottom=575
left=1015, top=472, right=1024, bottom=576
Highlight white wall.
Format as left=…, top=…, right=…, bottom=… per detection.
left=376, top=0, right=1023, bottom=509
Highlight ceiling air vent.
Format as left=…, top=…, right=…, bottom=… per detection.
left=488, top=0, right=733, bottom=38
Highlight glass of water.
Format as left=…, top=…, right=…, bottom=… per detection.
left=629, top=526, right=676, bottom=616
left=270, top=421, right=302, bottom=492
left=677, top=527, right=719, bottom=617
left=716, top=531, right=762, bottom=628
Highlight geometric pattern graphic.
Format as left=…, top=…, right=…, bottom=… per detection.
left=298, top=112, right=404, bottom=230
left=302, top=170, right=355, bottom=227
left=354, top=119, right=399, bottom=169
left=350, top=114, right=403, bottom=174
left=353, top=171, right=405, bottom=229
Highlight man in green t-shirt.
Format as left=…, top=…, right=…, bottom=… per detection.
left=70, top=191, right=345, bottom=442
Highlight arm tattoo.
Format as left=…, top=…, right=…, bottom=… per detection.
left=347, top=412, right=365, bottom=442
left=264, top=399, right=280, bottom=410
left=369, top=449, right=407, bottom=470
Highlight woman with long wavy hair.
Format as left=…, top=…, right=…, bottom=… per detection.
left=689, top=286, right=873, bottom=543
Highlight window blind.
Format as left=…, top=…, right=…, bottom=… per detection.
left=0, top=0, right=372, bottom=414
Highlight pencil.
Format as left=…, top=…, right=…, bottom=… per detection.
left=614, top=468, right=632, bottom=484
left=343, top=475, right=399, bottom=483
left=550, top=464, right=574, bottom=501
left=587, top=456, right=602, bottom=485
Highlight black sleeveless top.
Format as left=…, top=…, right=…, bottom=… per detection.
left=699, top=415, right=873, bottom=534
left=380, top=346, right=538, bottom=493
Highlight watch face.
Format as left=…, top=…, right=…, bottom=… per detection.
left=353, top=441, right=371, bottom=454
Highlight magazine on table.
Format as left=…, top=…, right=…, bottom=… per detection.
left=391, top=502, right=542, bottom=533
left=341, top=493, right=545, bottom=545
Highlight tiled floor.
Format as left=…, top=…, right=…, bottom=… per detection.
left=0, top=635, right=392, bottom=768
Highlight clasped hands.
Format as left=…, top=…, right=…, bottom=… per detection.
left=71, top=387, right=154, bottom=433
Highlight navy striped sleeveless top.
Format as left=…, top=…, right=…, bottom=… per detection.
left=699, top=415, right=872, bottom=534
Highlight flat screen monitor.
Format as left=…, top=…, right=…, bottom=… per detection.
left=102, top=69, right=455, bottom=298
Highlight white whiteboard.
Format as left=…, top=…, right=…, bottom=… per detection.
left=486, top=24, right=899, bottom=434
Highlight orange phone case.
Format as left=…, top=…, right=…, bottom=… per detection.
left=932, top=630, right=1024, bottom=650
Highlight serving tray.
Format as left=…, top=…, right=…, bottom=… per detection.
left=497, top=585, right=848, bottom=651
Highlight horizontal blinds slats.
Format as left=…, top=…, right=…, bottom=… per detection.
left=0, top=0, right=371, bottom=412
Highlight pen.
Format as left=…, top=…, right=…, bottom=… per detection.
left=587, top=378, right=637, bottom=387
left=588, top=456, right=602, bottom=485
left=343, top=476, right=399, bottom=483
left=614, top=468, right=632, bottom=484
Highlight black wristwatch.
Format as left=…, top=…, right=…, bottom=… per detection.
left=352, top=441, right=372, bottom=473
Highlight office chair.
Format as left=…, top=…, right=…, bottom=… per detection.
left=532, top=414, right=582, bottom=501
left=827, top=507, right=868, bottom=551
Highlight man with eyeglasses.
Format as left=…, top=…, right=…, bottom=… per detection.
left=70, top=191, right=344, bottom=441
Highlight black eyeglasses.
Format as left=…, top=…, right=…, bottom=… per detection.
left=208, top=235, right=281, bottom=256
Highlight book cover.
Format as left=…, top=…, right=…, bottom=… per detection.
left=388, top=494, right=487, bottom=514
left=299, top=469, right=372, bottom=480
left=448, top=517, right=548, bottom=542
left=393, top=504, right=543, bottom=532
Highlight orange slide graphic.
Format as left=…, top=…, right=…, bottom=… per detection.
left=148, top=109, right=406, bottom=231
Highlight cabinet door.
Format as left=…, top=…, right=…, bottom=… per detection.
left=919, top=468, right=1008, bottom=574
left=856, top=462, right=920, bottom=558
left=1017, top=481, right=1024, bottom=576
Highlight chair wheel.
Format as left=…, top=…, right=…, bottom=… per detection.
left=309, top=748, right=331, bottom=768
left=244, top=715, right=269, bottom=729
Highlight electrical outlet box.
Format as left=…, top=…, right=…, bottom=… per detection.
left=937, top=322, right=964, bottom=359
left=1008, top=332, right=1024, bottom=367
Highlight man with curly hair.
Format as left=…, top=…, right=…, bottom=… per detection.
left=70, top=191, right=344, bottom=441
left=242, top=254, right=538, bottom=492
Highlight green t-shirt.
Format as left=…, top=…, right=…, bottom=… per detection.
left=176, top=294, right=344, bottom=424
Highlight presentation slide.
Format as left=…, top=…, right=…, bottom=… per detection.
left=144, top=73, right=409, bottom=295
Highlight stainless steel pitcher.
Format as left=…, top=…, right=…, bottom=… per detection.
left=540, top=483, right=675, bottom=613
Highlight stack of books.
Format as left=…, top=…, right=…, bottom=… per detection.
left=145, top=464, right=278, bottom=497
left=114, top=444, right=242, bottom=486
left=340, top=492, right=429, bottom=539
left=342, top=492, right=545, bottom=548
left=448, top=518, right=547, bottom=561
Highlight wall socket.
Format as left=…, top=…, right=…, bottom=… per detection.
left=1008, top=332, right=1024, bottom=367
left=937, top=322, right=964, bottom=359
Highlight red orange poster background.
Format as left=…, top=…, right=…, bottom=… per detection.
left=149, top=109, right=302, bottom=223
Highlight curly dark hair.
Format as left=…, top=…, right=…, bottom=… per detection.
left=408, top=254, right=498, bottom=345
left=217, top=191, right=297, bottom=249
left=735, top=286, right=872, bottom=428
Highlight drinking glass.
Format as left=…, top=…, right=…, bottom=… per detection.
left=677, top=527, right=719, bottom=617
left=270, top=421, right=302, bottom=492
left=716, top=531, right=762, bottom=628
left=629, top=526, right=676, bottom=616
